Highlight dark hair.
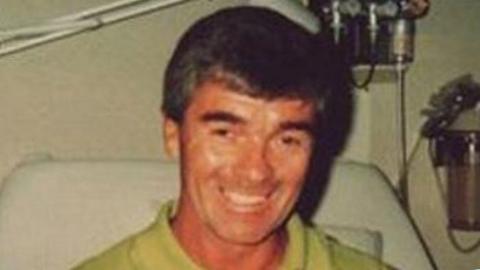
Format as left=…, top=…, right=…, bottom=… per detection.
left=162, top=7, right=350, bottom=130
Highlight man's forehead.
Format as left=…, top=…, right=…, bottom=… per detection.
left=189, top=80, right=316, bottom=110
left=181, top=81, right=317, bottom=132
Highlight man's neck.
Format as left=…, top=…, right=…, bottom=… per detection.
left=171, top=212, right=287, bottom=270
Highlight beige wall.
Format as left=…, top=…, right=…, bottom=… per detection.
left=1, top=0, right=480, bottom=269
left=0, top=0, right=238, bottom=180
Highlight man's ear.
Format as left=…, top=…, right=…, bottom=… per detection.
left=163, top=116, right=180, bottom=159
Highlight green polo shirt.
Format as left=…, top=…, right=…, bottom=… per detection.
left=73, top=201, right=393, bottom=270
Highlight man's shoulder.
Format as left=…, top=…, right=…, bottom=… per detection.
left=326, top=235, right=395, bottom=270
left=71, top=237, right=136, bottom=270
left=305, top=225, right=396, bottom=270
left=72, top=201, right=174, bottom=270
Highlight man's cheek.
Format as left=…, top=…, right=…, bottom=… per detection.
left=203, top=139, right=238, bottom=162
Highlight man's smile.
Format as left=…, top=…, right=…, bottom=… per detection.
left=219, top=186, right=275, bottom=214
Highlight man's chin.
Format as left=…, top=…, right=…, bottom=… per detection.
left=209, top=222, right=278, bottom=246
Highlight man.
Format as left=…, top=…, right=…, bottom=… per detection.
left=74, top=6, right=392, bottom=270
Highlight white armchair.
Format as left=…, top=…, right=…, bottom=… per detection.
left=0, top=158, right=435, bottom=270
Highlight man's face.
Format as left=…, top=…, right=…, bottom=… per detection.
left=165, top=81, right=316, bottom=245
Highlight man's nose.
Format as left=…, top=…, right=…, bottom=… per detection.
left=240, top=141, right=273, bottom=184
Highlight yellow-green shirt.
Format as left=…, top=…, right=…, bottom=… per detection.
left=73, top=201, right=394, bottom=270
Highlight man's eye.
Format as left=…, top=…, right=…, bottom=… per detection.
left=280, top=136, right=301, bottom=146
left=278, top=132, right=313, bottom=149
left=211, top=128, right=231, bottom=137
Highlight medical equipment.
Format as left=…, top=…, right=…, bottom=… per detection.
left=422, top=74, right=480, bottom=252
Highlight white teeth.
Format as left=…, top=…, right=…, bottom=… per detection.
left=224, top=191, right=266, bottom=205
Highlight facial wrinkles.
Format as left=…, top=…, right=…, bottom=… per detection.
left=182, top=84, right=315, bottom=204
left=203, top=138, right=276, bottom=199
left=213, top=103, right=295, bottom=198
left=171, top=83, right=320, bottom=255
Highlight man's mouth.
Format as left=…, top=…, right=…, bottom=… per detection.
left=224, top=191, right=267, bottom=204
left=221, top=190, right=271, bottom=213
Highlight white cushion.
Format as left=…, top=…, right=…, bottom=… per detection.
left=0, top=158, right=434, bottom=270
left=314, top=161, right=434, bottom=269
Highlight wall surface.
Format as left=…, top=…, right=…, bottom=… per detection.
left=0, top=0, right=238, bottom=182
left=0, top=0, right=371, bottom=181
left=1, top=0, right=480, bottom=269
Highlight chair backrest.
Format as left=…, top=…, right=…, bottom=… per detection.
left=0, top=158, right=434, bottom=270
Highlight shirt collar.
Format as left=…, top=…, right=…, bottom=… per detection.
left=280, top=214, right=333, bottom=270
left=131, top=201, right=333, bottom=270
left=130, top=200, right=202, bottom=270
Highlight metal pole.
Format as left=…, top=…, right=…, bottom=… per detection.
left=396, top=59, right=409, bottom=210
left=52, top=0, right=151, bottom=22
left=93, top=0, right=194, bottom=25
left=0, top=0, right=195, bottom=57
left=0, top=0, right=151, bottom=39
left=0, top=20, right=101, bottom=39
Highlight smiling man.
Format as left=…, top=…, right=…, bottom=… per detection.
left=166, top=81, right=316, bottom=269
left=74, top=6, right=392, bottom=270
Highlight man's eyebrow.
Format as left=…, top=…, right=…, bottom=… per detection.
left=279, top=121, right=316, bottom=135
left=199, top=110, right=246, bottom=124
